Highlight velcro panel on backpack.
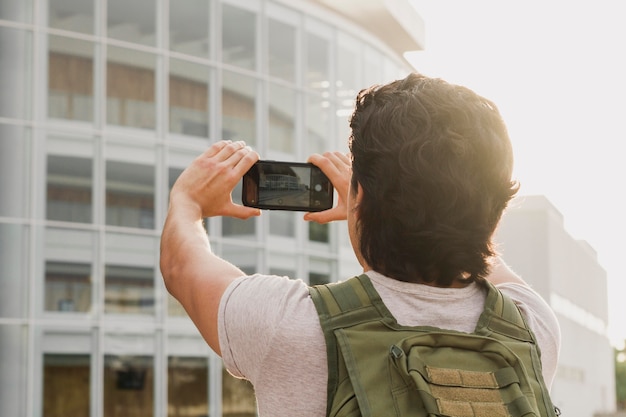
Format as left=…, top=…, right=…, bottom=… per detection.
left=427, top=366, right=515, bottom=388
left=426, top=367, right=520, bottom=417
left=389, top=333, right=539, bottom=417
left=435, top=396, right=509, bottom=417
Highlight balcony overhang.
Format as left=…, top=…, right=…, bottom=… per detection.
left=311, top=0, right=425, bottom=57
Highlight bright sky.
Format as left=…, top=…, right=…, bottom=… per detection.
left=407, top=0, right=626, bottom=347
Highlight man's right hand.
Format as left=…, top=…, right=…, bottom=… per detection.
left=169, top=140, right=261, bottom=220
left=305, top=151, right=352, bottom=224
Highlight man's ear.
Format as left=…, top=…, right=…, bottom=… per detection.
left=351, top=181, right=364, bottom=219
left=355, top=182, right=364, bottom=206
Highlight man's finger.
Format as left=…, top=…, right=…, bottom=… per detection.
left=309, top=152, right=350, bottom=183
left=215, top=140, right=246, bottom=162
left=325, top=151, right=351, bottom=171
left=227, top=204, right=261, bottom=220
left=203, top=140, right=232, bottom=159
left=233, top=146, right=259, bottom=172
left=304, top=207, right=345, bottom=224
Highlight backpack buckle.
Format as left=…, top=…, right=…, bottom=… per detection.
left=390, top=345, right=404, bottom=359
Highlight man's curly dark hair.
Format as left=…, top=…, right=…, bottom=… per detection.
left=349, top=73, right=519, bottom=286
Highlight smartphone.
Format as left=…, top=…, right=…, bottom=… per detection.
left=242, top=160, right=334, bottom=212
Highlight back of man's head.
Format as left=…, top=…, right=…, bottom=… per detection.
left=349, top=73, right=519, bottom=286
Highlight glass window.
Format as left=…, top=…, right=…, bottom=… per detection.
left=221, top=245, right=256, bottom=275
left=105, top=265, right=154, bottom=315
left=269, top=267, right=295, bottom=278
left=268, top=83, right=295, bottom=153
left=363, top=45, right=384, bottom=87
left=0, top=0, right=32, bottom=22
left=336, top=34, right=361, bottom=114
left=306, top=94, right=331, bottom=155
left=104, top=355, right=153, bottom=417
left=49, top=0, right=93, bottom=33
left=0, top=224, right=27, bottom=318
left=169, top=59, right=210, bottom=137
left=0, top=27, right=32, bottom=119
left=221, top=4, right=256, bottom=70
left=168, top=167, right=183, bottom=189
left=268, top=18, right=295, bottom=82
left=309, top=271, right=330, bottom=286
left=167, top=293, right=187, bottom=317
left=167, top=167, right=183, bottom=205
left=338, top=221, right=351, bottom=250
left=107, top=0, right=156, bottom=46
left=164, top=162, right=187, bottom=318
left=168, top=356, right=209, bottom=417
left=336, top=111, right=352, bottom=152
left=222, top=364, right=256, bottom=417
left=0, top=324, right=28, bottom=416
left=221, top=180, right=255, bottom=236
left=169, top=0, right=210, bottom=57
left=106, top=160, right=154, bottom=229
left=222, top=70, right=256, bottom=145
left=0, top=125, right=30, bottom=217
left=48, top=36, right=93, bottom=122
left=305, top=31, right=330, bottom=93
left=46, top=155, right=92, bottom=223
left=309, top=222, right=329, bottom=243
left=168, top=166, right=211, bottom=235
left=309, top=257, right=332, bottom=285
left=269, top=211, right=295, bottom=237
left=43, top=354, right=90, bottom=417
left=45, top=261, right=91, bottom=313
left=268, top=252, right=296, bottom=278
left=107, top=46, right=156, bottom=130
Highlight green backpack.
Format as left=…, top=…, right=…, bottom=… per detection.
left=309, top=274, right=559, bottom=417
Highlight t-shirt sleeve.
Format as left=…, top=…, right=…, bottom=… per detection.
left=496, top=282, right=561, bottom=389
left=217, top=274, right=311, bottom=381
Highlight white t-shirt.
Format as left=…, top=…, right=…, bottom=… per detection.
left=218, top=271, right=561, bottom=417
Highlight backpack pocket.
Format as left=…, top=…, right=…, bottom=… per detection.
left=388, top=332, right=540, bottom=417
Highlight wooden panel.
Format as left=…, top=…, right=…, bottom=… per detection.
left=48, top=52, right=93, bottom=94
left=170, top=76, right=208, bottom=111
left=43, top=363, right=90, bottom=417
left=107, top=62, right=155, bottom=102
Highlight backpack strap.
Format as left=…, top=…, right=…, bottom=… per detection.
left=312, top=275, right=537, bottom=343
left=476, top=280, right=536, bottom=344
left=310, top=274, right=393, bottom=415
left=310, top=274, right=392, bottom=322
left=476, top=281, right=559, bottom=416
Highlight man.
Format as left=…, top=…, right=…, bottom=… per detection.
left=160, top=73, right=560, bottom=416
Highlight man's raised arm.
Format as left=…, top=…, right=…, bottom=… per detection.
left=160, top=140, right=260, bottom=355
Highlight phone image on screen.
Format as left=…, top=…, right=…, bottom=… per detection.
left=242, top=160, right=334, bottom=212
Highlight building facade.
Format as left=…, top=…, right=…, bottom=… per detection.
left=495, top=195, right=616, bottom=417
left=2, top=1, right=616, bottom=416
left=0, top=0, right=423, bottom=416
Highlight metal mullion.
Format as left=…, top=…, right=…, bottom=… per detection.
left=155, top=4, right=167, bottom=414
left=93, top=2, right=107, bottom=416
left=28, top=0, right=46, bottom=415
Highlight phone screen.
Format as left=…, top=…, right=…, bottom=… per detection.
left=242, top=161, right=333, bottom=211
